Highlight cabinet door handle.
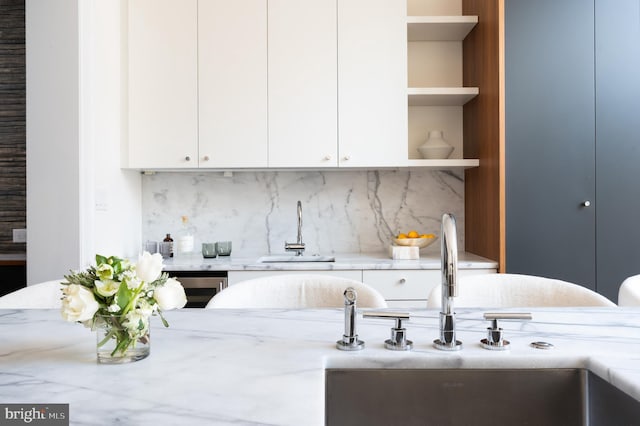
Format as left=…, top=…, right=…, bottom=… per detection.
left=323, top=155, right=332, bottom=161
left=342, top=155, right=351, bottom=161
left=203, top=155, right=210, bottom=162
left=582, top=200, right=591, bottom=207
left=398, top=278, right=406, bottom=284
left=185, top=155, right=191, bottom=162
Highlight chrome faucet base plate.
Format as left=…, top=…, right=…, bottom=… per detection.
left=384, top=339, right=413, bottom=351
left=433, top=339, right=463, bottom=351
left=336, top=339, right=365, bottom=351
left=481, top=338, right=510, bottom=351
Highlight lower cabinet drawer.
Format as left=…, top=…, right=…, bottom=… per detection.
left=362, top=270, right=438, bottom=302
left=363, top=269, right=497, bottom=305
left=228, top=270, right=363, bottom=286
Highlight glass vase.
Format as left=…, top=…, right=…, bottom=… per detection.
left=95, top=314, right=150, bottom=364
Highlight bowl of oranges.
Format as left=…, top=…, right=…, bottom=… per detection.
left=393, top=230, right=437, bottom=249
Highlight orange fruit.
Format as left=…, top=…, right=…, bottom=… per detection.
left=407, top=230, right=420, bottom=238
left=397, top=233, right=408, bottom=239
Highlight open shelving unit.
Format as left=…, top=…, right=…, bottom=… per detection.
left=407, top=13, right=479, bottom=167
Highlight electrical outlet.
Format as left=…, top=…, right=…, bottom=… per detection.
left=13, top=228, right=27, bottom=243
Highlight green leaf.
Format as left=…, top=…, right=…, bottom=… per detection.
left=158, top=310, right=169, bottom=327
left=116, top=281, right=132, bottom=311
left=112, top=257, right=122, bottom=275
left=95, top=254, right=108, bottom=266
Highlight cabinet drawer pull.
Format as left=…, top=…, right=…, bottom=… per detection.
left=203, top=155, right=210, bottom=161
left=185, top=155, right=191, bottom=162
left=398, top=278, right=406, bottom=284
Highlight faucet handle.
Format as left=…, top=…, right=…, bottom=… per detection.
left=481, top=312, right=532, bottom=350
left=363, top=311, right=412, bottom=351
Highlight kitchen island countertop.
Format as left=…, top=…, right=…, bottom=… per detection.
left=1, top=307, right=639, bottom=425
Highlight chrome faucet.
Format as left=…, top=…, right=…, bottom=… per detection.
left=336, top=287, right=364, bottom=351
left=285, top=200, right=305, bottom=256
left=433, top=213, right=462, bottom=351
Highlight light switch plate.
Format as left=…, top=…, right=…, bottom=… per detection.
left=13, top=228, right=27, bottom=243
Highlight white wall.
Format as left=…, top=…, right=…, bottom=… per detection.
left=84, top=0, right=141, bottom=260
left=26, top=0, right=82, bottom=283
left=26, top=0, right=141, bottom=284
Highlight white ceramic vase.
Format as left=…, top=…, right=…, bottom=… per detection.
left=417, top=130, right=454, bottom=159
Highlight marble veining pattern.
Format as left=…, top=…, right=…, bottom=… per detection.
left=1, top=308, right=640, bottom=425
left=141, top=170, right=464, bottom=256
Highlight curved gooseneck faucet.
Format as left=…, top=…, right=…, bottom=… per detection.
left=296, top=200, right=303, bottom=246
left=285, top=200, right=306, bottom=256
left=434, top=213, right=462, bottom=351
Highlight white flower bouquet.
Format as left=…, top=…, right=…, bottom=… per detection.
left=61, top=252, right=187, bottom=359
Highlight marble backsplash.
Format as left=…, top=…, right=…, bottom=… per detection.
left=141, top=169, right=465, bottom=257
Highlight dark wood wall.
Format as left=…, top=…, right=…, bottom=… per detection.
left=0, top=0, right=26, bottom=254
left=462, top=0, right=504, bottom=270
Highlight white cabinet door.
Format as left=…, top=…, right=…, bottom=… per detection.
left=338, top=0, right=408, bottom=167
left=267, top=0, right=338, bottom=167
left=198, top=0, right=268, bottom=168
left=128, top=0, right=198, bottom=168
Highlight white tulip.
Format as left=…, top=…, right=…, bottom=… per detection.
left=154, top=278, right=187, bottom=310
left=136, top=251, right=163, bottom=283
left=61, top=284, right=100, bottom=322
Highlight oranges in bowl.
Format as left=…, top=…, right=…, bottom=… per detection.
left=393, top=230, right=437, bottom=249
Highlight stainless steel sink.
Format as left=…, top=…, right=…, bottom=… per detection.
left=325, top=368, right=640, bottom=426
left=257, top=255, right=335, bottom=263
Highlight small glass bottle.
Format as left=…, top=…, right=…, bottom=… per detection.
left=163, top=233, right=174, bottom=258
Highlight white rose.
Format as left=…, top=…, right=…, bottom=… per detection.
left=154, top=278, right=187, bottom=310
left=61, top=284, right=100, bottom=322
left=136, top=251, right=164, bottom=283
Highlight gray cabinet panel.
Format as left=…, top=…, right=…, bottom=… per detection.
left=595, top=0, right=640, bottom=300
left=505, top=0, right=597, bottom=289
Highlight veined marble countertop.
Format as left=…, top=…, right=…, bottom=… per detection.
left=1, top=308, right=639, bottom=425
left=161, top=251, right=498, bottom=271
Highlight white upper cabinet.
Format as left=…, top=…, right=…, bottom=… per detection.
left=126, top=0, right=441, bottom=170
left=267, top=0, right=338, bottom=168
left=128, top=0, right=198, bottom=169
left=337, top=0, right=408, bottom=167
left=198, top=0, right=268, bottom=168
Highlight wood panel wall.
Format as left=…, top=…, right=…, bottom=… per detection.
left=462, top=0, right=504, bottom=270
left=0, top=0, right=26, bottom=254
